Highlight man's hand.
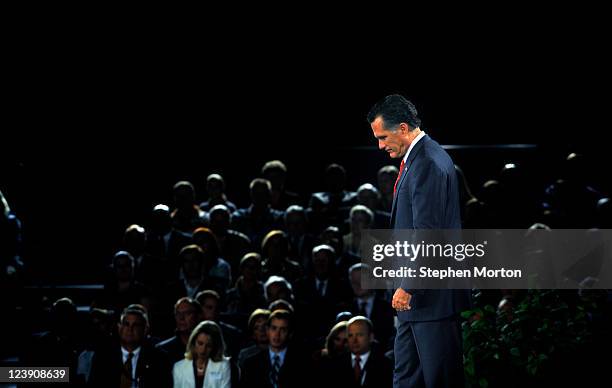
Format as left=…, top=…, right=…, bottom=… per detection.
left=392, top=288, right=412, bottom=311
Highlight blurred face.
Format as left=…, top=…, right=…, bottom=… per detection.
left=325, top=169, right=345, bottom=193
left=210, top=210, right=230, bottom=233
left=175, top=301, right=199, bottom=334
left=332, top=330, right=348, bottom=353
left=207, top=179, right=224, bottom=199
left=264, top=170, right=285, bottom=190
left=252, top=317, right=268, bottom=345
left=182, top=252, right=203, bottom=279
left=267, top=318, right=290, bottom=352
left=377, top=172, right=396, bottom=194
left=174, top=186, right=195, bottom=209
left=350, top=269, right=367, bottom=297
left=312, top=251, right=330, bottom=277
left=266, top=283, right=289, bottom=303
left=348, top=321, right=372, bottom=355
left=285, top=212, right=305, bottom=236
left=114, top=255, right=133, bottom=282
left=251, top=183, right=271, bottom=207
left=358, top=190, right=379, bottom=212
left=124, top=230, right=146, bottom=255
left=267, top=236, right=288, bottom=260
left=201, top=297, right=219, bottom=321
left=371, top=117, right=407, bottom=159
left=118, top=313, right=146, bottom=349
left=351, top=212, right=371, bottom=234
left=241, top=259, right=260, bottom=281
left=321, top=230, right=342, bottom=254
left=194, top=333, right=213, bottom=360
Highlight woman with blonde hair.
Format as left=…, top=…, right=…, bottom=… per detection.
left=172, top=320, right=230, bottom=388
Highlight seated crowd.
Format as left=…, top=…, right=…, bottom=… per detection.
left=3, top=153, right=611, bottom=387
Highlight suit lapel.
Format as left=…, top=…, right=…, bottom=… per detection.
left=390, top=135, right=428, bottom=226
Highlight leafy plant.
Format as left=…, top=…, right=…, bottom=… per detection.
left=462, top=289, right=604, bottom=387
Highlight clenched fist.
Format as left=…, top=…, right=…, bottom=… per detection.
left=392, top=288, right=412, bottom=311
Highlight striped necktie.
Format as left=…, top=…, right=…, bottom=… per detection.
left=269, top=354, right=281, bottom=388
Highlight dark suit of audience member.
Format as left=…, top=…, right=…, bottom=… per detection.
left=349, top=264, right=395, bottom=350
left=224, top=253, right=267, bottom=321
left=95, top=251, right=151, bottom=315
left=155, top=297, right=202, bottom=365
left=144, top=204, right=192, bottom=284
left=23, top=298, right=82, bottom=386
left=240, top=310, right=309, bottom=388
left=89, top=307, right=171, bottom=388
left=231, top=178, right=284, bottom=249
left=326, top=316, right=392, bottom=388
left=209, top=204, right=252, bottom=282
left=284, top=205, right=317, bottom=270
left=294, top=245, right=345, bottom=340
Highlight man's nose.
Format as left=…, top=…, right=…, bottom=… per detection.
left=378, top=140, right=385, bottom=150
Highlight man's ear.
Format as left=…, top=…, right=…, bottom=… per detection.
left=398, top=123, right=411, bottom=134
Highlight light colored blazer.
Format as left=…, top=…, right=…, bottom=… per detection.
left=172, top=358, right=231, bottom=388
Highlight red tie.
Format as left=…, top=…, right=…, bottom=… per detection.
left=393, top=159, right=406, bottom=196
left=354, top=354, right=362, bottom=383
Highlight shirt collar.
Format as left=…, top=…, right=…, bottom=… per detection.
left=269, top=346, right=288, bottom=366
left=402, top=130, right=426, bottom=164
left=352, top=350, right=370, bottom=366
left=121, top=346, right=141, bottom=361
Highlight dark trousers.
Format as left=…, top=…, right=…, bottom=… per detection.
left=393, top=318, right=464, bottom=388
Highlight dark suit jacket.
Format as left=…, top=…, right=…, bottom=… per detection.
left=327, top=352, right=393, bottom=388
left=88, top=343, right=171, bottom=388
left=391, top=135, right=471, bottom=322
left=240, top=346, right=310, bottom=388
left=350, top=295, right=395, bottom=349
left=154, top=334, right=185, bottom=365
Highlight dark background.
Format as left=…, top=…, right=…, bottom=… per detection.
left=2, top=26, right=610, bottom=284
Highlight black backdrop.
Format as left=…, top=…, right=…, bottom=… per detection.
left=2, top=36, right=610, bottom=284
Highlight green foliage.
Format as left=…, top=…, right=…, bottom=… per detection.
left=462, top=290, right=604, bottom=387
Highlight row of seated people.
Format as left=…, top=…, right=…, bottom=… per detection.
left=25, top=297, right=393, bottom=387
left=95, top=243, right=396, bottom=357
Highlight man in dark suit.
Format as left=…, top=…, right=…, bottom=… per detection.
left=155, top=297, right=201, bottom=364
left=368, top=95, right=471, bottom=388
left=348, top=263, right=395, bottom=350
left=327, top=316, right=393, bottom=388
left=240, top=309, right=309, bottom=388
left=89, top=306, right=171, bottom=387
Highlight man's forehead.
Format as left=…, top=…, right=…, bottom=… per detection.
left=123, top=313, right=145, bottom=324
left=348, top=321, right=369, bottom=332
left=270, top=318, right=289, bottom=327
